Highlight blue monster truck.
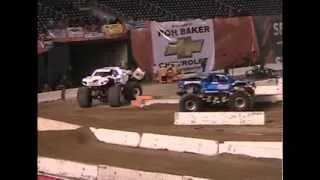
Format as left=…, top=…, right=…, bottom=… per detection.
left=177, top=72, right=256, bottom=112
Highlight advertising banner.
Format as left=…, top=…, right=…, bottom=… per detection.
left=131, top=15, right=282, bottom=75
left=150, top=19, right=215, bottom=75
left=84, top=31, right=105, bottom=39
left=253, top=15, right=282, bottom=65
left=102, top=24, right=125, bottom=35
left=48, top=29, right=67, bottom=39
left=67, top=27, right=84, bottom=38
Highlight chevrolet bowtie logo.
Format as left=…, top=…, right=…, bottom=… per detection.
left=164, top=37, right=204, bottom=59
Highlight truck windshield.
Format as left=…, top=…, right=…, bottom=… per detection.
left=216, top=75, right=228, bottom=82
left=93, top=71, right=112, bottom=77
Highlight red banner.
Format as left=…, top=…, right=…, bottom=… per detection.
left=253, top=15, right=282, bottom=64
left=38, top=175, right=63, bottom=180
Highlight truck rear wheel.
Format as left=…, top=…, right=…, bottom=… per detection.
left=228, top=91, right=253, bottom=111
left=124, top=81, right=143, bottom=101
left=77, top=87, right=92, bottom=108
left=108, top=85, right=122, bottom=107
left=179, top=94, right=202, bottom=112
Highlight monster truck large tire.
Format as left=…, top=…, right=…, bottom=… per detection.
left=77, top=87, right=92, bottom=108
left=108, top=85, right=122, bottom=107
left=179, top=94, right=202, bottom=112
left=124, top=81, right=143, bottom=101
left=228, top=90, right=254, bottom=111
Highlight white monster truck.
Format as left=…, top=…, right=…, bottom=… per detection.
left=77, top=67, right=145, bottom=108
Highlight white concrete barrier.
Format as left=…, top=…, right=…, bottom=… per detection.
left=38, top=88, right=78, bottom=103
left=255, top=94, right=283, bottom=103
left=254, top=79, right=279, bottom=86
left=38, top=90, right=62, bottom=103
left=218, top=141, right=282, bottom=159
left=264, top=63, right=283, bottom=71
left=38, top=157, right=98, bottom=180
left=223, top=141, right=282, bottom=149
left=98, top=165, right=182, bottom=180
left=38, top=157, right=210, bottom=180
left=182, top=176, right=211, bottom=180
left=143, top=99, right=179, bottom=106
left=174, top=112, right=265, bottom=125
left=139, top=133, right=219, bottom=156
left=90, top=127, right=141, bottom=147
left=65, top=88, right=78, bottom=99
left=38, top=117, right=81, bottom=131
left=255, top=85, right=282, bottom=95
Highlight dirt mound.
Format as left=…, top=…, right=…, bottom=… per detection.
left=38, top=127, right=97, bottom=147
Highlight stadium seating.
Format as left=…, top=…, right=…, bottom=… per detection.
left=38, top=0, right=107, bottom=37
left=37, top=0, right=282, bottom=37
left=69, top=0, right=90, bottom=9
left=97, top=0, right=168, bottom=21
left=37, top=21, right=47, bottom=35
left=94, top=0, right=281, bottom=21
left=39, top=0, right=87, bottom=26
left=147, top=0, right=281, bottom=19
left=224, top=0, right=282, bottom=16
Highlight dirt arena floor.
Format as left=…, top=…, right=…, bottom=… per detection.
left=38, top=82, right=282, bottom=180
left=38, top=100, right=282, bottom=141
left=38, top=102, right=282, bottom=180
left=38, top=129, right=282, bottom=180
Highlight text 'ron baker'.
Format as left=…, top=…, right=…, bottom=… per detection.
left=158, top=26, right=210, bottom=37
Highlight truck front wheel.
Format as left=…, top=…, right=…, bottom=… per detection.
left=179, top=94, right=202, bottom=112
left=77, top=87, right=92, bottom=108
left=108, top=85, right=122, bottom=107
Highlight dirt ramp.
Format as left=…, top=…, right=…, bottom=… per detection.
left=75, top=127, right=99, bottom=144
left=38, top=127, right=97, bottom=147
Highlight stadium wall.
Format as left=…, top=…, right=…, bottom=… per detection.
left=47, top=43, right=70, bottom=87
left=38, top=52, right=47, bottom=90
left=38, top=15, right=282, bottom=90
